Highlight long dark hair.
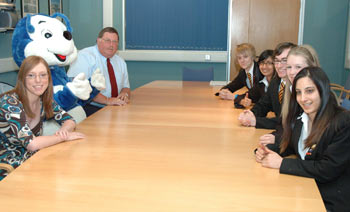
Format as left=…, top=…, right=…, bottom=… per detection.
left=280, top=66, right=342, bottom=152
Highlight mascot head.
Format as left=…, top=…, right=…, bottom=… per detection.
left=12, top=13, right=77, bottom=67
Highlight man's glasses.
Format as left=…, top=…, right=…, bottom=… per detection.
left=101, top=38, right=118, bottom=45
left=273, top=58, right=287, bottom=65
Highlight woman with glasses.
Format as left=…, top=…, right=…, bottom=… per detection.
left=0, top=56, right=84, bottom=181
left=234, top=49, right=275, bottom=108
left=255, top=67, right=350, bottom=211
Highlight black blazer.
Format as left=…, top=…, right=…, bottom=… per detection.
left=275, top=111, right=350, bottom=212
left=234, top=80, right=267, bottom=108
left=250, top=76, right=282, bottom=129
left=221, top=62, right=263, bottom=93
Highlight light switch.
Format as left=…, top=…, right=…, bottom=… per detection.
left=205, top=54, right=211, bottom=61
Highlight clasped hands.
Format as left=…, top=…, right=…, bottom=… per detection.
left=238, top=110, right=256, bottom=127
left=255, top=144, right=283, bottom=169
left=218, top=89, right=235, bottom=100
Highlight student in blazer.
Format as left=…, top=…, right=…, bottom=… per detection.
left=256, top=67, right=350, bottom=212
left=234, top=49, right=275, bottom=108
left=217, top=43, right=263, bottom=100
left=238, top=42, right=296, bottom=129
left=258, top=45, right=321, bottom=146
left=248, top=75, right=283, bottom=129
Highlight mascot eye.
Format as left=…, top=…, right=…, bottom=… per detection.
left=41, top=29, right=53, bottom=39
left=45, top=32, right=52, bottom=38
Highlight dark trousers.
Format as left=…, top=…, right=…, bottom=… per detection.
left=83, top=103, right=103, bottom=117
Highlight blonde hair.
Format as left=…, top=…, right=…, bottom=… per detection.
left=281, top=45, right=320, bottom=127
left=235, top=43, right=256, bottom=60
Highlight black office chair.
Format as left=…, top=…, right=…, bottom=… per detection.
left=182, top=66, right=214, bottom=82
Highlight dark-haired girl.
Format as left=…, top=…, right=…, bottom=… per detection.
left=255, top=67, right=350, bottom=211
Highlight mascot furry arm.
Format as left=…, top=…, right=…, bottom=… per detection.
left=12, top=13, right=105, bottom=111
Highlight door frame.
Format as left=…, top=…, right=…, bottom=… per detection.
left=226, top=0, right=305, bottom=82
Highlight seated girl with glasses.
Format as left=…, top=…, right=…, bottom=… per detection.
left=0, top=56, right=85, bottom=181
left=255, top=67, right=350, bottom=211
left=234, top=49, right=275, bottom=108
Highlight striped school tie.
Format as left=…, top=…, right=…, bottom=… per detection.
left=247, top=73, right=253, bottom=88
left=278, top=82, right=285, bottom=103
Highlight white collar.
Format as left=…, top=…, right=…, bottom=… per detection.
left=299, top=112, right=309, bottom=122
left=259, top=77, right=269, bottom=89
left=298, top=112, right=310, bottom=160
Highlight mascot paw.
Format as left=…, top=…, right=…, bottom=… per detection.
left=91, top=68, right=106, bottom=91
left=67, top=73, right=93, bottom=100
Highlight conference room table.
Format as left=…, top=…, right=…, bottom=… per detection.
left=0, top=81, right=325, bottom=211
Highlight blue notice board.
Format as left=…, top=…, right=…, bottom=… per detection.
left=125, top=0, right=228, bottom=51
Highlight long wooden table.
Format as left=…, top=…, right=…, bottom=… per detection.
left=0, top=81, right=325, bottom=211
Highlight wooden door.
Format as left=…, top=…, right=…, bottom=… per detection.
left=230, top=0, right=300, bottom=80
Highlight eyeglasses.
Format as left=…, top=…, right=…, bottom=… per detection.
left=273, top=58, right=288, bottom=65
left=101, top=38, right=118, bottom=45
left=259, top=61, right=274, bottom=66
left=26, top=73, right=49, bottom=80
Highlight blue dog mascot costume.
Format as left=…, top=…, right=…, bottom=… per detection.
left=12, top=13, right=105, bottom=111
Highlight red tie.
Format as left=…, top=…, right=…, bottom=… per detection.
left=107, top=58, right=118, bottom=97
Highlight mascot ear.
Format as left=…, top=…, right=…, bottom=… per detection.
left=12, top=14, right=34, bottom=67
left=51, top=13, right=73, bottom=33
left=26, top=14, right=35, bottom=33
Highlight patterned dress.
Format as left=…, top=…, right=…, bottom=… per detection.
left=0, top=92, right=73, bottom=180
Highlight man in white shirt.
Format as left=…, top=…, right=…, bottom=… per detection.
left=68, top=27, right=130, bottom=116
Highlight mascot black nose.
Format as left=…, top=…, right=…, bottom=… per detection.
left=63, top=31, right=72, bottom=41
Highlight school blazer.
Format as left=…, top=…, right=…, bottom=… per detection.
left=250, top=76, right=282, bottom=129
left=234, top=81, right=267, bottom=108
left=279, top=111, right=350, bottom=212
left=221, top=62, right=263, bottom=93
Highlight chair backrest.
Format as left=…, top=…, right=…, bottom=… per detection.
left=0, top=82, right=14, bottom=94
left=182, top=66, right=214, bottom=82
left=341, top=98, right=350, bottom=110
left=330, top=83, right=350, bottom=103
left=43, top=106, right=86, bottom=136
